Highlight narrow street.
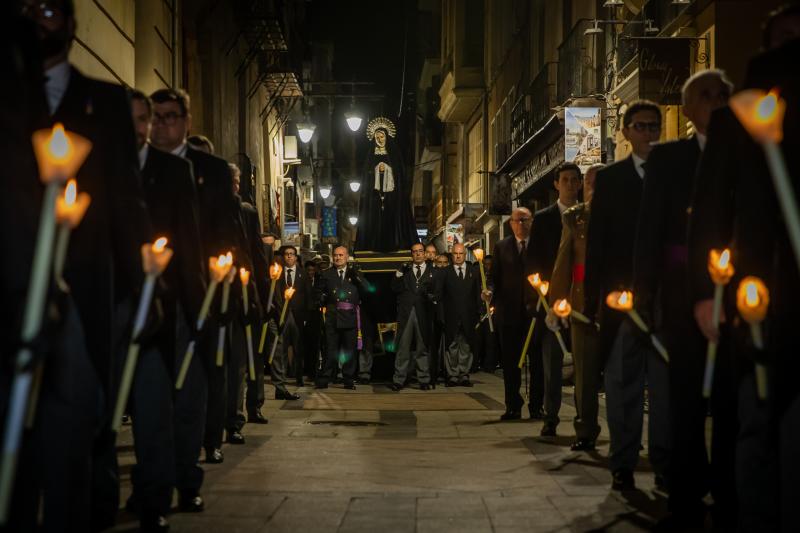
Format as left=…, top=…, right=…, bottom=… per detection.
left=113, top=374, right=667, bottom=533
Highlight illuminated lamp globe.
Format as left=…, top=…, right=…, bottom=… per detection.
left=348, top=180, right=361, bottom=192
left=319, top=185, right=332, bottom=199
left=297, top=122, right=316, bottom=143
left=345, top=112, right=363, bottom=132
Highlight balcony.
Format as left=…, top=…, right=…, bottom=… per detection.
left=557, top=19, right=603, bottom=104
left=510, top=62, right=557, bottom=155
left=437, top=68, right=484, bottom=123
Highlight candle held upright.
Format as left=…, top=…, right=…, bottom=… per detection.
left=736, top=276, right=770, bottom=400
left=473, top=248, right=494, bottom=332
left=703, top=249, right=734, bottom=398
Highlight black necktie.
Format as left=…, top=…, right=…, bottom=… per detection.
left=287, top=269, right=293, bottom=287
left=458, top=266, right=464, bottom=280
left=339, top=270, right=344, bottom=282
left=415, top=265, right=421, bottom=281
left=519, top=239, right=526, bottom=258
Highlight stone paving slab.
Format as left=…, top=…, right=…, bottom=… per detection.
left=109, top=373, right=669, bottom=532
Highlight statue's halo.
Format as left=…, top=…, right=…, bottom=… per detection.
left=366, top=117, right=397, bottom=141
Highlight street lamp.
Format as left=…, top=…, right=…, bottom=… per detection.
left=297, top=122, right=316, bottom=143
left=345, top=111, right=363, bottom=132
left=348, top=215, right=358, bottom=225
left=319, top=185, right=332, bottom=199
left=348, top=180, right=361, bottom=192
left=603, top=0, right=623, bottom=7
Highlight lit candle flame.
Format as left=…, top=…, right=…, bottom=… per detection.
left=756, top=91, right=778, bottom=123
left=527, top=273, right=541, bottom=288
left=730, top=87, right=785, bottom=144
left=64, top=179, right=77, bottom=205
left=539, top=281, right=549, bottom=297
left=554, top=298, right=570, bottom=318
left=239, top=267, right=250, bottom=285
left=719, top=249, right=730, bottom=269
left=284, top=286, right=296, bottom=299
left=619, top=291, right=630, bottom=306
left=473, top=248, right=484, bottom=262
left=606, top=290, right=634, bottom=311
left=708, top=248, right=735, bottom=284
left=735, top=276, right=770, bottom=323
left=48, top=123, right=71, bottom=161
left=152, top=237, right=168, bottom=253
left=744, top=282, right=759, bottom=307
left=269, top=262, right=283, bottom=280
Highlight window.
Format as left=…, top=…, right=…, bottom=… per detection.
left=467, top=119, right=484, bottom=203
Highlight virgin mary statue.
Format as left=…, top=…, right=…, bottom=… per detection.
left=354, top=117, right=417, bottom=252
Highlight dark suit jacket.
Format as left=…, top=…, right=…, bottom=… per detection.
left=584, top=156, right=643, bottom=321
left=141, top=144, right=206, bottom=327
left=490, top=235, right=537, bottom=327
left=436, top=263, right=481, bottom=345
left=530, top=203, right=564, bottom=281
left=239, top=200, right=269, bottom=317
left=633, top=137, right=701, bottom=333
left=276, top=263, right=313, bottom=326
left=315, top=267, right=366, bottom=330
left=392, top=263, right=436, bottom=344
left=51, top=67, right=152, bottom=394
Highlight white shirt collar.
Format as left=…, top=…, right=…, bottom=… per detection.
left=453, top=263, right=465, bottom=273
left=631, top=153, right=646, bottom=178
left=171, top=141, right=188, bottom=158
left=696, top=133, right=707, bottom=151
left=413, top=262, right=427, bottom=274
left=44, top=60, right=71, bottom=115
left=556, top=199, right=574, bottom=214
left=138, top=143, right=149, bottom=171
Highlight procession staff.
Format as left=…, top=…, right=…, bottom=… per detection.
left=633, top=71, right=732, bottom=529
left=688, top=7, right=800, bottom=528
left=314, top=245, right=366, bottom=390
left=489, top=208, right=540, bottom=421
left=149, top=87, right=239, bottom=513
left=584, top=100, right=670, bottom=492
left=127, top=90, right=206, bottom=532
left=437, top=243, right=481, bottom=387
left=547, top=163, right=604, bottom=452
left=529, top=162, right=582, bottom=438
left=389, top=243, right=436, bottom=391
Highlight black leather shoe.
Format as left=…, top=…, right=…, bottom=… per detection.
left=540, top=422, right=557, bottom=437
left=248, top=411, right=269, bottom=424
left=227, top=430, right=245, bottom=445
left=569, top=439, right=596, bottom=451
left=445, top=380, right=458, bottom=387
left=529, top=407, right=545, bottom=420
left=178, top=493, right=205, bottom=513
left=459, top=379, right=473, bottom=387
left=611, top=469, right=635, bottom=491
left=389, top=383, right=402, bottom=392
left=499, top=410, right=521, bottom=421
left=205, top=447, right=224, bottom=463
left=275, top=389, right=300, bottom=400
left=141, top=513, right=170, bottom=532
left=343, top=382, right=356, bottom=390
left=420, top=383, right=431, bottom=391
left=358, top=376, right=371, bottom=384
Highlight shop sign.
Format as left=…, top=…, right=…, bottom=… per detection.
left=565, top=107, right=601, bottom=173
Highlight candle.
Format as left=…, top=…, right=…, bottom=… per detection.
left=215, top=268, right=236, bottom=367
left=702, top=248, right=734, bottom=398
left=518, top=299, right=541, bottom=369
left=53, top=179, right=91, bottom=287
left=731, top=89, right=800, bottom=272
left=259, top=263, right=283, bottom=352
left=473, top=248, right=494, bottom=333
left=112, top=238, right=173, bottom=432
left=270, top=286, right=296, bottom=364
left=537, top=281, right=570, bottom=357
left=553, top=298, right=593, bottom=325
left=176, top=252, right=232, bottom=389
left=736, top=276, right=770, bottom=400
left=1, top=124, right=93, bottom=524
left=240, top=268, right=257, bottom=381
left=606, top=290, right=669, bottom=362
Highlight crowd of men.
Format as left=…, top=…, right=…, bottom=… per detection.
left=2, top=0, right=800, bottom=532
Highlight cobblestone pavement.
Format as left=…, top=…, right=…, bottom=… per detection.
left=111, top=372, right=670, bottom=532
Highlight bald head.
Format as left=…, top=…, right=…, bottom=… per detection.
left=452, top=243, right=466, bottom=266
left=681, top=70, right=732, bottom=135
left=509, top=207, right=533, bottom=240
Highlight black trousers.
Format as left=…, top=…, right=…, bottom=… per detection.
left=303, top=312, right=321, bottom=380
left=499, top=321, right=543, bottom=414
left=318, top=323, right=358, bottom=385
left=226, top=319, right=264, bottom=432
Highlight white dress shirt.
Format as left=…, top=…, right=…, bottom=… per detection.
left=44, top=60, right=71, bottom=115
left=171, top=142, right=188, bottom=158
left=631, top=153, right=646, bottom=178
left=557, top=199, right=574, bottom=215
left=138, top=143, right=149, bottom=171
left=286, top=267, right=295, bottom=286
left=696, top=133, right=707, bottom=152
left=453, top=264, right=466, bottom=278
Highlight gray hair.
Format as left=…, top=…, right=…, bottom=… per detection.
left=681, top=69, right=734, bottom=106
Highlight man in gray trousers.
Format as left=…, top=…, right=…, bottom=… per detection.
left=389, top=243, right=436, bottom=391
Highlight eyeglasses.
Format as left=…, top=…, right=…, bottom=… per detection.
left=510, top=217, right=532, bottom=224
left=21, top=2, right=61, bottom=19
left=630, top=121, right=661, bottom=133
left=152, top=111, right=186, bottom=126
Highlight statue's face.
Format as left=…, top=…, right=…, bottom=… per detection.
left=375, top=130, right=386, bottom=148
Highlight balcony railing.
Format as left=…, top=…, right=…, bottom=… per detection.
left=557, top=19, right=602, bottom=104
left=510, top=62, right=557, bottom=154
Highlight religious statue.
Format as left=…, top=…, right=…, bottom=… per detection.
left=354, top=117, right=417, bottom=252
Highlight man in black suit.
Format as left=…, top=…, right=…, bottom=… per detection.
left=529, top=162, right=582, bottom=437
left=489, top=208, right=540, bottom=420
left=390, top=243, right=436, bottom=391
left=271, top=245, right=311, bottom=399
left=20, top=2, right=154, bottom=528
left=689, top=9, right=800, bottom=528
left=437, top=243, right=481, bottom=387
left=149, top=87, right=240, bottom=510
left=303, top=259, right=322, bottom=382
left=634, top=71, right=732, bottom=528
left=315, top=245, right=366, bottom=389
left=584, top=100, right=669, bottom=492
left=128, top=90, right=206, bottom=531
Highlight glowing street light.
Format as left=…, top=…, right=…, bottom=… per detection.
left=319, top=185, right=332, bottom=199
left=297, top=122, right=316, bottom=143
left=345, top=111, right=363, bottom=132
left=348, top=215, right=359, bottom=225
left=348, top=180, right=361, bottom=192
